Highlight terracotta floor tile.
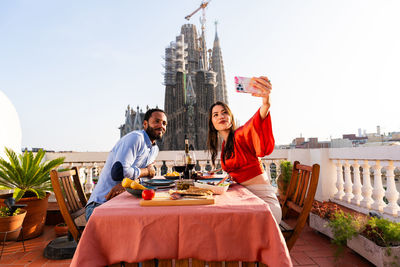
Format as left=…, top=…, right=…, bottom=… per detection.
left=290, top=251, right=316, bottom=265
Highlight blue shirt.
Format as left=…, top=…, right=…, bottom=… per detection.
left=87, top=130, right=159, bottom=205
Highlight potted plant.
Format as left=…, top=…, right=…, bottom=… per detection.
left=328, top=211, right=366, bottom=259
left=309, top=201, right=340, bottom=239
left=0, top=148, right=64, bottom=239
left=347, top=216, right=400, bottom=267
left=276, top=160, right=293, bottom=197
left=0, top=197, right=27, bottom=240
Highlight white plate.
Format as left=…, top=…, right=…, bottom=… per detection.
left=194, top=182, right=229, bottom=195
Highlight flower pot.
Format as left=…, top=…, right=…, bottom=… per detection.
left=347, top=235, right=400, bottom=267
left=0, top=192, right=50, bottom=240
left=0, top=209, right=27, bottom=241
left=309, top=213, right=334, bottom=239
left=54, top=223, right=69, bottom=237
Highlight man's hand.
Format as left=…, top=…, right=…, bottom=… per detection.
left=139, top=163, right=156, bottom=178
left=147, top=163, right=156, bottom=178
left=105, top=183, right=125, bottom=201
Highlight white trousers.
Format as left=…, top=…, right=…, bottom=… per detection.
left=245, top=183, right=282, bottom=224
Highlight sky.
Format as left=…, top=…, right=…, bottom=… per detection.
left=1, top=0, right=399, bottom=152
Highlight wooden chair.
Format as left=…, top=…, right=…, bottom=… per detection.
left=279, top=161, right=320, bottom=251
left=50, top=166, right=87, bottom=242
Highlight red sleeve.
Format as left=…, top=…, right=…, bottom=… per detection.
left=235, top=109, right=275, bottom=157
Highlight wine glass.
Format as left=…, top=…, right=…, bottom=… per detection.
left=173, top=153, right=186, bottom=180
left=186, top=151, right=196, bottom=173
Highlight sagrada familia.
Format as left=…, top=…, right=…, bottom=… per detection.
left=120, top=22, right=227, bottom=151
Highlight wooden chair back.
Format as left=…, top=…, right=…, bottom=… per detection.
left=50, top=166, right=87, bottom=242
left=279, top=161, right=320, bottom=251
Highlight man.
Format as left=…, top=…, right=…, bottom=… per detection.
left=85, top=108, right=167, bottom=220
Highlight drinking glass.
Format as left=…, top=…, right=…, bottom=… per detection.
left=173, top=153, right=186, bottom=180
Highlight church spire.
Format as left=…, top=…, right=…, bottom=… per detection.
left=212, top=21, right=228, bottom=104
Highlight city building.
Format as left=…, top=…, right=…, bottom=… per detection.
left=119, top=105, right=147, bottom=138
left=161, top=23, right=227, bottom=150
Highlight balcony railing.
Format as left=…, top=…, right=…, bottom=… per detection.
left=46, top=146, right=400, bottom=221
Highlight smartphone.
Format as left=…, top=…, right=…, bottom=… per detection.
left=234, top=76, right=260, bottom=94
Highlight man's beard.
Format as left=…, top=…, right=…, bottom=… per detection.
left=145, top=125, right=164, bottom=141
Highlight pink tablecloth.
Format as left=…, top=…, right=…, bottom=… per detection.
left=71, top=184, right=292, bottom=267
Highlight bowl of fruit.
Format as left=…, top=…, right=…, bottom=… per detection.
left=164, top=171, right=181, bottom=180
left=122, top=178, right=155, bottom=198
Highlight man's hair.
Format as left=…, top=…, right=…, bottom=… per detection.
left=143, top=108, right=166, bottom=122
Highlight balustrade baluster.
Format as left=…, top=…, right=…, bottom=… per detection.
left=166, top=161, right=174, bottom=173
left=334, top=160, right=345, bottom=200
left=382, top=161, right=399, bottom=216
left=85, top=166, right=94, bottom=194
left=371, top=161, right=386, bottom=211
left=343, top=160, right=354, bottom=202
left=351, top=161, right=362, bottom=205
left=154, top=161, right=163, bottom=176
left=360, top=161, right=373, bottom=209
left=197, top=161, right=205, bottom=172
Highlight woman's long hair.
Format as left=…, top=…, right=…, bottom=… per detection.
left=207, top=101, right=237, bottom=167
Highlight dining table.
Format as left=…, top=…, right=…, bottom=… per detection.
left=70, top=182, right=292, bottom=267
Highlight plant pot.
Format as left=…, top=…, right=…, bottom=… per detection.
left=276, top=174, right=285, bottom=197
left=347, top=234, right=400, bottom=267
left=0, top=192, right=50, bottom=240
left=0, top=209, right=27, bottom=241
left=309, top=213, right=334, bottom=239
left=54, top=223, right=69, bottom=237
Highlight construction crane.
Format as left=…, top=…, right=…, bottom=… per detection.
left=184, top=1, right=211, bottom=21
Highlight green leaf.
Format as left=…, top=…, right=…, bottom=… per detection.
left=13, top=188, right=26, bottom=202
left=0, top=148, right=64, bottom=199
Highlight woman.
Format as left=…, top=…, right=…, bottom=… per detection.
left=207, top=76, right=281, bottom=223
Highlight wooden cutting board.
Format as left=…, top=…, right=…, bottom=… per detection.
left=140, top=191, right=215, bottom=206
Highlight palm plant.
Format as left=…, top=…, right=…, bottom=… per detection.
left=0, top=147, right=64, bottom=201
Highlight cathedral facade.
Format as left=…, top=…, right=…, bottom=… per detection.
left=161, top=23, right=227, bottom=151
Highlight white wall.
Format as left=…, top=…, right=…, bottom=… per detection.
left=0, top=90, right=22, bottom=160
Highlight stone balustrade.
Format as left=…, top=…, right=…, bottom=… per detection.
left=47, top=146, right=400, bottom=221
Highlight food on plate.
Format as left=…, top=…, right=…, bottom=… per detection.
left=130, top=180, right=147, bottom=190
left=176, top=179, right=194, bottom=190
left=165, top=171, right=180, bottom=177
left=142, top=189, right=155, bottom=200
left=168, top=186, right=213, bottom=200
left=194, top=181, right=230, bottom=195
left=121, top=178, right=133, bottom=188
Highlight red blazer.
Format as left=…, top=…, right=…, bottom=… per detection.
left=220, top=109, right=275, bottom=183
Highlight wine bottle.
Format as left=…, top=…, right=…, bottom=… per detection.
left=184, top=135, right=191, bottom=165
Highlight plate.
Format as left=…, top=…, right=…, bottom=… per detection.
left=126, top=188, right=144, bottom=198
left=144, top=179, right=175, bottom=186
left=163, top=175, right=180, bottom=180
left=195, top=178, right=223, bottom=183
left=126, top=186, right=156, bottom=198
left=194, top=182, right=230, bottom=195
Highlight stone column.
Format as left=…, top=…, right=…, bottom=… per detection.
left=343, top=160, right=354, bottom=202
left=360, top=160, right=373, bottom=209
left=382, top=161, right=399, bottom=216
left=85, top=166, right=94, bottom=194
left=334, top=160, right=345, bottom=200
left=350, top=161, right=362, bottom=205
left=371, top=160, right=386, bottom=211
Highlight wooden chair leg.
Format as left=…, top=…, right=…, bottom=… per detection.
left=192, top=259, right=206, bottom=267
left=175, top=259, right=189, bottom=267
left=158, top=259, right=173, bottom=267
left=142, top=259, right=156, bottom=267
